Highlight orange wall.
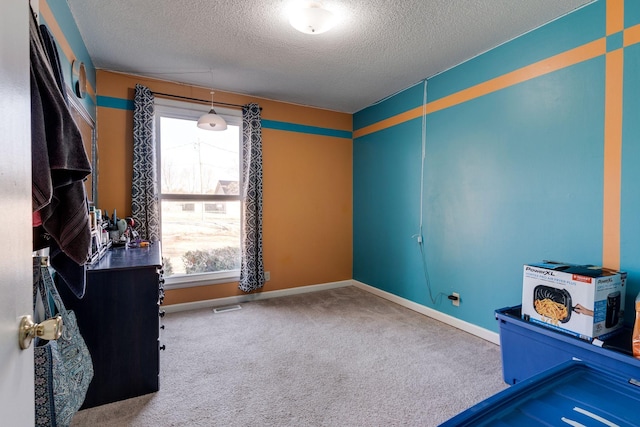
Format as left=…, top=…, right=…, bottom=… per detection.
left=96, top=70, right=353, bottom=304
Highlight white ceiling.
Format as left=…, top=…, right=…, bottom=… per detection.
left=66, top=0, right=592, bottom=113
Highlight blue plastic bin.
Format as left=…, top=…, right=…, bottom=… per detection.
left=440, top=360, right=640, bottom=426
left=495, top=305, right=640, bottom=385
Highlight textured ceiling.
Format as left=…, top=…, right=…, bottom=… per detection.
left=66, top=0, right=592, bottom=113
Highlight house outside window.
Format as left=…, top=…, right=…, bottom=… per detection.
left=155, top=99, right=242, bottom=287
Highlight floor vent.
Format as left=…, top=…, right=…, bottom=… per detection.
left=213, top=305, right=242, bottom=314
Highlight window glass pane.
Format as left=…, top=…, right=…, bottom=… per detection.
left=156, top=106, right=243, bottom=281
left=161, top=200, right=241, bottom=276
left=159, top=117, right=240, bottom=195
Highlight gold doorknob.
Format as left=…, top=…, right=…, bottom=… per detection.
left=18, top=315, right=63, bottom=350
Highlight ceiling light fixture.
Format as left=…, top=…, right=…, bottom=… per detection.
left=289, top=2, right=336, bottom=35
left=197, top=91, right=227, bottom=131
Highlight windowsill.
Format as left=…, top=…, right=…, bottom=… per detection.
left=163, top=270, right=240, bottom=290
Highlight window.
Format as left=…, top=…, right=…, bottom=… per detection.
left=155, top=100, right=242, bottom=286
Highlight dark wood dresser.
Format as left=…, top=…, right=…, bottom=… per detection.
left=57, top=242, right=164, bottom=409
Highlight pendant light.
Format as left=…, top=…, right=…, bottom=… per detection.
left=197, top=91, right=227, bottom=131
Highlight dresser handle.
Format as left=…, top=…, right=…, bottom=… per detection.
left=160, top=325, right=165, bottom=330
left=160, top=344, right=166, bottom=351
left=159, top=310, right=166, bottom=318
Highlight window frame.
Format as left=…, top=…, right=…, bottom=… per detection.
left=154, top=98, right=243, bottom=289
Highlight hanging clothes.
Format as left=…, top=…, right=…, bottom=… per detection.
left=30, top=9, right=92, bottom=298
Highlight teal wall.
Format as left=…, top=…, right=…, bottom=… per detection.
left=354, top=0, right=640, bottom=333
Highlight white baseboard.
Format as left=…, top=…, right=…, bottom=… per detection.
left=162, top=278, right=500, bottom=345
left=162, top=280, right=353, bottom=314
left=351, top=281, right=500, bottom=345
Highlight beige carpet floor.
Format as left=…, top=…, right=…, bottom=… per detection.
left=71, top=286, right=507, bottom=426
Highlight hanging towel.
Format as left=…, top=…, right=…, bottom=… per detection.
left=38, top=23, right=67, bottom=105
left=30, top=10, right=91, bottom=297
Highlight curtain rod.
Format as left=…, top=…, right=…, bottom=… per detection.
left=152, top=91, right=261, bottom=110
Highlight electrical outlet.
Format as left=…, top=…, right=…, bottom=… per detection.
left=452, top=292, right=460, bottom=307
left=264, top=271, right=270, bottom=281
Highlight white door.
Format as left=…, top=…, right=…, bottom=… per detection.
left=0, top=0, right=35, bottom=425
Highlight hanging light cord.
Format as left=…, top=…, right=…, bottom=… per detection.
left=208, top=91, right=215, bottom=111
left=414, top=79, right=446, bottom=306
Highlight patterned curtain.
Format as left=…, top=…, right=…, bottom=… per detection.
left=239, top=104, right=265, bottom=292
left=131, top=84, right=160, bottom=241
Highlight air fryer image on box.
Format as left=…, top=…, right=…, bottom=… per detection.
left=522, top=262, right=625, bottom=341
left=533, top=285, right=573, bottom=324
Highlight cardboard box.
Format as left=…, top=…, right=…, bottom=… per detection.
left=521, top=262, right=626, bottom=341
